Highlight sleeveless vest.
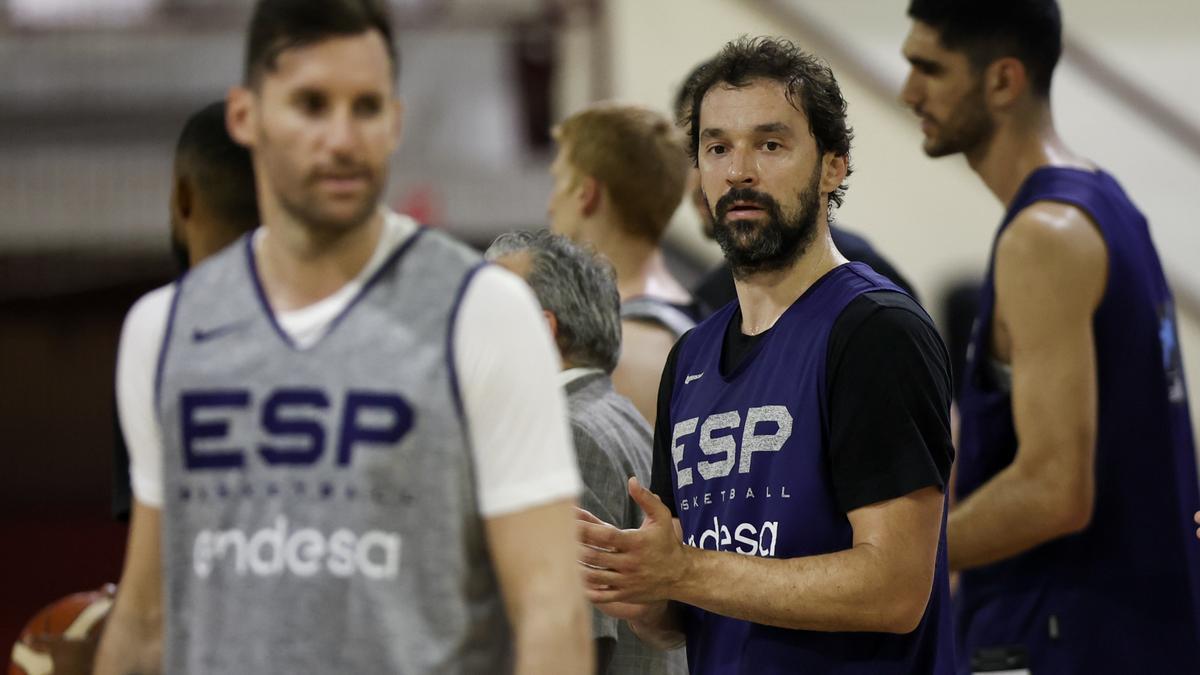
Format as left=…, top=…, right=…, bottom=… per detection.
left=157, top=228, right=511, bottom=673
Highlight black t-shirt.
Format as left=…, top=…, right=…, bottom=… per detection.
left=650, top=290, right=953, bottom=515
left=692, top=225, right=920, bottom=319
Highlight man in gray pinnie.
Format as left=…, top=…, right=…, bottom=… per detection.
left=487, top=231, right=687, bottom=675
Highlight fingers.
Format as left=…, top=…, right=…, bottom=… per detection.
left=578, top=543, right=623, bottom=571
left=628, top=476, right=669, bottom=522
left=581, top=564, right=624, bottom=591
left=576, top=507, right=608, bottom=526
left=578, top=519, right=630, bottom=552
left=586, top=588, right=627, bottom=605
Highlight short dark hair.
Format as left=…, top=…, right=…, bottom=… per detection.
left=681, top=37, right=853, bottom=208
left=908, top=0, right=1061, bottom=98
left=243, top=0, right=398, bottom=86
left=175, top=101, right=259, bottom=231
left=485, top=230, right=622, bottom=374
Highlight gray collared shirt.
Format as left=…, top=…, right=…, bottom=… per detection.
left=563, top=370, right=687, bottom=675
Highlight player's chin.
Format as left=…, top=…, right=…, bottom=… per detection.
left=312, top=197, right=379, bottom=230
left=921, top=136, right=957, bottom=159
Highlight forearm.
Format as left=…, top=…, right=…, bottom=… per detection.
left=512, top=598, right=593, bottom=675
left=948, top=461, right=1087, bottom=571
left=96, top=501, right=163, bottom=675
left=93, top=605, right=162, bottom=675
left=672, top=544, right=926, bottom=634
left=627, top=601, right=686, bottom=650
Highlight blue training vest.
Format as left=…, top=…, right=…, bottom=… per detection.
left=667, top=262, right=955, bottom=674
left=956, top=166, right=1200, bottom=674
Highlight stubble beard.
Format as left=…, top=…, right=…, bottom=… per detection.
left=260, top=125, right=385, bottom=234
left=922, top=82, right=995, bottom=158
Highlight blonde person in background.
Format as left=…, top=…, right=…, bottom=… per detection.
left=547, top=104, right=696, bottom=426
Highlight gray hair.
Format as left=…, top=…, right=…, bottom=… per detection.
left=485, top=230, right=622, bottom=373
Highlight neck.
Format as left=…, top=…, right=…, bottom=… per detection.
left=733, top=221, right=846, bottom=335
left=187, top=216, right=253, bottom=268
left=255, top=201, right=385, bottom=312
left=965, top=104, right=1091, bottom=206
left=584, top=218, right=690, bottom=304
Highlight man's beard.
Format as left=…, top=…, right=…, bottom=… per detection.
left=707, top=162, right=823, bottom=279
left=260, top=125, right=384, bottom=232
left=275, top=167, right=383, bottom=233
left=921, top=80, right=995, bottom=158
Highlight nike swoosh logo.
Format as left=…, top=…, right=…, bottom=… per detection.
left=192, top=321, right=249, bottom=343
left=684, top=372, right=704, bottom=384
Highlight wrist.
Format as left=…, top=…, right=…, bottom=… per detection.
left=666, top=542, right=699, bottom=603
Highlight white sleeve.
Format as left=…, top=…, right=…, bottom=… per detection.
left=453, top=265, right=582, bottom=517
left=115, top=284, right=174, bottom=508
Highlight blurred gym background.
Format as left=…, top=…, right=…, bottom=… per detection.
left=2, top=0, right=1198, bottom=649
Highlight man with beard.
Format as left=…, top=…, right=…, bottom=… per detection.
left=672, top=61, right=920, bottom=317
left=94, top=1, right=592, bottom=673
left=901, top=2, right=1200, bottom=673
left=576, top=37, right=956, bottom=674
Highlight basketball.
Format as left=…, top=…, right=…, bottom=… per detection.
left=8, top=584, right=116, bottom=675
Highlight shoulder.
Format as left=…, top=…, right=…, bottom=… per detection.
left=831, top=291, right=934, bottom=344
left=404, top=217, right=480, bottom=266
left=621, top=296, right=698, bottom=338
left=995, top=202, right=1108, bottom=308
left=383, top=212, right=481, bottom=285
left=999, top=201, right=1107, bottom=272
left=123, top=283, right=177, bottom=339
left=827, top=291, right=945, bottom=376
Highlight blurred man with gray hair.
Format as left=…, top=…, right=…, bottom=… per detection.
left=486, top=230, right=686, bottom=675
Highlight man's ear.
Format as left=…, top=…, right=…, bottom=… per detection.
left=226, top=86, right=257, bottom=148
left=543, top=309, right=559, bottom=342
left=820, top=152, right=848, bottom=197
left=984, top=57, right=1028, bottom=109
left=579, top=175, right=603, bottom=218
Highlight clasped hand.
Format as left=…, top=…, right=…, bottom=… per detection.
left=576, top=477, right=689, bottom=620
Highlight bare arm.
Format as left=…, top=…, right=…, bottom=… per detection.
left=948, top=203, right=1107, bottom=571
left=611, top=320, right=678, bottom=426
left=487, top=498, right=594, bottom=675
left=94, top=500, right=163, bottom=675
left=581, top=479, right=944, bottom=634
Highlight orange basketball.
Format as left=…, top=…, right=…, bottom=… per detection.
left=8, top=584, right=116, bottom=675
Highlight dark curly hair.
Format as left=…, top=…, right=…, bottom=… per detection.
left=680, top=37, right=853, bottom=208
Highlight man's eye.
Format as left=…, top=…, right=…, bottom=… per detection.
left=708, top=145, right=727, bottom=156
left=764, top=141, right=781, bottom=151
left=298, top=94, right=326, bottom=115
left=354, top=97, right=382, bottom=117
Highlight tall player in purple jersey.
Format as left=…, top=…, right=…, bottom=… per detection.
left=902, top=1, right=1200, bottom=673
left=576, top=37, right=957, bottom=674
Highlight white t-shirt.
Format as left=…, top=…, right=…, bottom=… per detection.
left=116, top=212, right=581, bottom=517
